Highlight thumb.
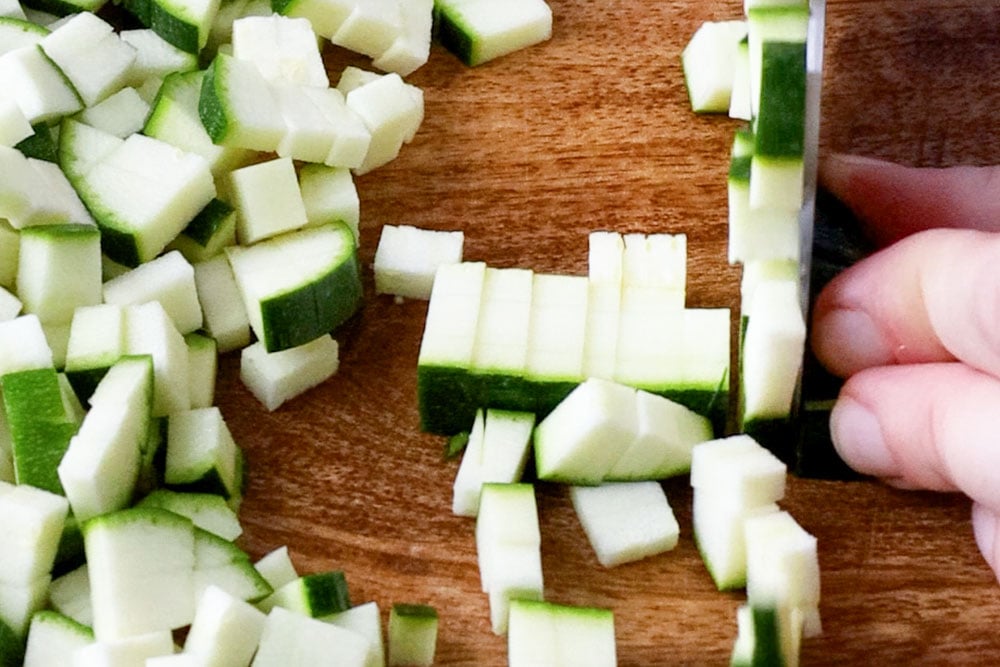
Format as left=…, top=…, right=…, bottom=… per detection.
left=820, top=155, right=1000, bottom=246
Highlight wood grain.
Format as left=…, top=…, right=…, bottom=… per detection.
left=215, top=1, right=1000, bottom=664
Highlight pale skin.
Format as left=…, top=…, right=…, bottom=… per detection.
left=812, top=154, right=1000, bottom=581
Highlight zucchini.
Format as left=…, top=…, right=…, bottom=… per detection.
left=387, top=603, right=438, bottom=667
left=434, top=0, right=553, bottom=67
left=225, top=222, right=361, bottom=353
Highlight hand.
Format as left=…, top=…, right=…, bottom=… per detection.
left=810, top=154, right=1000, bottom=581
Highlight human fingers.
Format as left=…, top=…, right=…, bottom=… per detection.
left=820, top=155, right=1000, bottom=246
left=810, top=227, right=1000, bottom=378
left=972, top=502, right=1000, bottom=583
left=829, top=363, right=1000, bottom=510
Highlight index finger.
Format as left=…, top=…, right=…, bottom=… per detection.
left=811, top=227, right=1000, bottom=378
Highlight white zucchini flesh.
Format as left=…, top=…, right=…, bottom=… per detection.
left=0, top=45, right=83, bottom=125
left=70, top=629, right=175, bottom=665
left=57, top=355, right=152, bottom=522
left=741, top=278, right=806, bottom=421
left=0, top=574, right=50, bottom=638
left=103, top=249, right=203, bottom=335
left=330, top=0, right=402, bottom=59
left=371, top=0, right=432, bottom=76
left=324, top=601, right=385, bottom=667
left=119, top=28, right=198, bottom=87
left=417, top=261, right=486, bottom=369
left=470, top=266, right=533, bottom=377
left=165, top=406, right=240, bottom=499
left=681, top=20, right=748, bottom=114
left=83, top=507, right=197, bottom=640
left=475, top=483, right=541, bottom=591
left=48, top=564, right=93, bottom=627
left=64, top=303, right=126, bottom=401
left=744, top=510, right=822, bottom=637
left=730, top=604, right=805, bottom=667
left=692, top=493, right=779, bottom=591
left=252, top=606, right=372, bottom=667
left=253, top=546, right=299, bottom=591
left=373, top=224, right=464, bottom=300
left=532, top=377, right=638, bottom=485
left=582, top=231, right=624, bottom=380
left=239, top=335, right=339, bottom=412
left=525, top=273, right=587, bottom=384
left=507, top=599, right=616, bottom=667
left=192, top=255, right=251, bottom=354
left=71, top=131, right=217, bottom=267
left=227, top=156, right=309, bottom=245
left=387, top=603, right=438, bottom=667
left=570, top=481, right=680, bottom=567
left=297, top=164, right=360, bottom=242
left=183, top=584, right=266, bottom=667
left=230, top=14, right=327, bottom=87
left=16, top=223, right=102, bottom=325
left=192, top=528, right=272, bottom=604
left=453, top=408, right=535, bottom=518
left=270, top=82, right=339, bottom=165
left=0, top=314, right=53, bottom=375
left=123, top=301, right=191, bottom=417
left=0, top=480, right=69, bottom=584
left=184, top=331, right=217, bottom=409
left=689, top=434, right=787, bottom=507
left=198, top=52, right=286, bottom=153
left=434, top=0, right=553, bottom=67
left=39, top=11, right=136, bottom=107
left=22, top=610, right=94, bottom=667
left=137, top=488, right=242, bottom=541
left=74, top=86, right=150, bottom=139
left=0, top=95, right=32, bottom=147
left=298, top=85, right=372, bottom=171
left=606, top=390, right=713, bottom=481
left=344, top=71, right=423, bottom=174
left=0, top=220, right=19, bottom=290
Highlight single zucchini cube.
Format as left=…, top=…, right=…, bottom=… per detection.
left=183, top=584, right=266, bottom=667
left=228, top=157, right=309, bottom=245
left=507, top=599, right=616, bottom=667
left=372, top=0, right=433, bottom=76
left=225, top=222, right=361, bottom=353
left=167, top=197, right=237, bottom=264
left=0, top=480, right=69, bottom=583
left=239, top=334, right=339, bottom=411
left=582, top=231, right=624, bottom=380
left=64, top=303, right=126, bottom=404
left=22, top=610, right=94, bottom=667
left=374, top=224, right=464, bottom=300
left=192, top=254, right=251, bottom=354
left=532, top=377, right=637, bottom=485
left=434, top=0, right=553, bottom=67
left=570, top=481, right=679, bottom=568
left=230, top=14, right=327, bottom=87
left=388, top=603, right=438, bottom=667
left=257, top=570, right=350, bottom=618
left=298, top=164, right=360, bottom=242
left=165, top=406, right=241, bottom=499
left=0, top=45, right=82, bottom=126
left=524, top=273, right=587, bottom=416
left=103, top=250, right=203, bottom=335
left=253, top=606, right=372, bottom=666
left=82, top=507, right=197, bottom=640
left=0, top=314, right=53, bottom=375
left=198, top=52, right=285, bottom=153
left=681, top=20, right=748, bottom=113
left=57, top=355, right=153, bottom=522
left=193, top=527, right=272, bottom=604
left=324, top=600, right=385, bottom=667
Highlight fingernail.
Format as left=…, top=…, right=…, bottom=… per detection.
left=813, top=308, right=895, bottom=375
left=830, top=396, right=897, bottom=477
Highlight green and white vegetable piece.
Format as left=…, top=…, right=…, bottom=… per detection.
left=681, top=20, right=748, bottom=113
left=690, top=434, right=786, bottom=590
left=373, top=224, right=464, bottom=300
left=434, top=0, right=553, bottom=67
left=387, top=603, right=438, bottom=667
left=451, top=407, right=534, bottom=517
left=475, top=483, right=543, bottom=635
left=507, top=599, right=616, bottom=667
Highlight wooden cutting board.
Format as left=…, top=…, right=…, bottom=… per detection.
left=216, top=1, right=1000, bottom=663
